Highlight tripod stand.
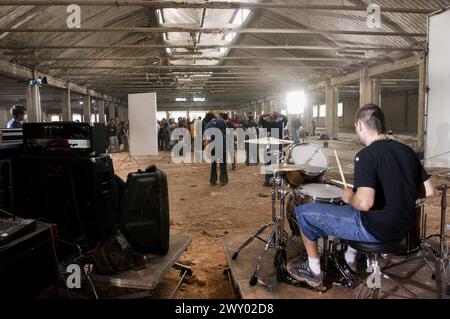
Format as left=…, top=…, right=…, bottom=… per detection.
left=116, top=135, right=140, bottom=168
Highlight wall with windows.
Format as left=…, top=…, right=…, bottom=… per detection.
left=340, top=91, right=419, bottom=133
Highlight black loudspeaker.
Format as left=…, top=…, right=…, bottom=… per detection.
left=16, top=154, right=119, bottom=245
left=0, top=222, right=58, bottom=297
left=120, top=167, right=170, bottom=254
left=92, top=123, right=108, bottom=155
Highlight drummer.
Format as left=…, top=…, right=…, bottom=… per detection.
left=286, top=104, right=436, bottom=289
left=258, top=111, right=288, bottom=187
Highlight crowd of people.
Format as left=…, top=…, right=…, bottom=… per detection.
left=156, top=112, right=309, bottom=187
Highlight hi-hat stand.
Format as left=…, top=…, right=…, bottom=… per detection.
left=231, top=170, right=289, bottom=286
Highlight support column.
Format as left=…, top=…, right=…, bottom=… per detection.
left=417, top=56, right=426, bottom=148
left=359, top=68, right=372, bottom=107
left=325, top=80, right=339, bottom=139
left=371, top=77, right=382, bottom=107
left=109, top=102, right=116, bottom=121
left=61, top=86, right=72, bottom=121
left=26, top=73, right=42, bottom=123
left=83, top=94, right=91, bottom=123
left=0, top=109, right=9, bottom=127
left=98, top=99, right=105, bottom=123
left=303, top=101, right=312, bottom=134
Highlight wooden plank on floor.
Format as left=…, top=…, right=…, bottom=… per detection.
left=222, top=232, right=439, bottom=299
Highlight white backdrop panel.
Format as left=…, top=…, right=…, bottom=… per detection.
left=128, top=93, right=158, bottom=156
left=426, top=10, right=450, bottom=168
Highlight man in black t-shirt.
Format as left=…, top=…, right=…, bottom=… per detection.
left=286, top=104, right=436, bottom=289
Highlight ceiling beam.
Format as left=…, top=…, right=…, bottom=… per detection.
left=36, top=65, right=339, bottom=70
left=0, top=1, right=435, bottom=14
left=0, top=59, right=119, bottom=101
left=15, top=56, right=371, bottom=62
left=0, top=44, right=422, bottom=52
left=0, top=27, right=426, bottom=38
left=305, top=55, right=421, bottom=89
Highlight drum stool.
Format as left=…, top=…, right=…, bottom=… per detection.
left=346, top=239, right=417, bottom=299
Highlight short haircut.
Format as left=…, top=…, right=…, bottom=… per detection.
left=220, top=113, right=229, bottom=120
left=12, top=105, right=25, bottom=117
left=354, top=104, right=386, bottom=134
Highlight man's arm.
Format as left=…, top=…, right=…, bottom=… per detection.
left=342, top=187, right=375, bottom=212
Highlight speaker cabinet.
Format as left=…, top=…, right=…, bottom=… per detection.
left=120, top=168, right=169, bottom=254
left=16, top=154, right=119, bottom=245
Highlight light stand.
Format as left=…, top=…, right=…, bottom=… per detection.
left=116, top=135, right=140, bottom=168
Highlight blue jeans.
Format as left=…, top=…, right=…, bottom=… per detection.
left=296, top=203, right=380, bottom=243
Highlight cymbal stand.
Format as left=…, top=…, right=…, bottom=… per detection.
left=418, top=184, right=449, bottom=297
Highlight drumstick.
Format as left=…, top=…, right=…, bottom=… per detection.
left=331, top=179, right=354, bottom=189
left=334, top=149, right=347, bottom=188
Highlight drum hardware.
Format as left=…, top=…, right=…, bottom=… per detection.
left=232, top=166, right=299, bottom=286
left=419, top=184, right=450, bottom=296
left=325, top=238, right=357, bottom=288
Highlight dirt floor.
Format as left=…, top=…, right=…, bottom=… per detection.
left=112, top=135, right=450, bottom=299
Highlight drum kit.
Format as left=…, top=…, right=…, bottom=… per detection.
left=232, top=137, right=444, bottom=293
left=232, top=137, right=347, bottom=288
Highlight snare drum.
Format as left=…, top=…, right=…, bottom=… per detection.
left=286, top=183, right=343, bottom=236
left=286, top=144, right=329, bottom=187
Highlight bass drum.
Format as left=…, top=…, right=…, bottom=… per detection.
left=286, top=144, right=329, bottom=188
left=286, top=183, right=344, bottom=236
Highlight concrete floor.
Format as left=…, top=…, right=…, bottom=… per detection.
left=110, top=134, right=449, bottom=299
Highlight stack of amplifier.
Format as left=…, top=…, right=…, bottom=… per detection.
left=15, top=122, right=169, bottom=254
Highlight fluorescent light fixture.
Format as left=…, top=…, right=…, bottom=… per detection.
left=287, top=91, right=306, bottom=115
left=193, top=97, right=205, bottom=102
left=176, top=97, right=187, bottom=102
left=156, top=9, right=164, bottom=24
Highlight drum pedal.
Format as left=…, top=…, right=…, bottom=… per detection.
left=284, top=273, right=327, bottom=293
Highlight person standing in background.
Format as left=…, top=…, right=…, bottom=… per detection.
left=292, top=115, right=302, bottom=144
left=107, top=118, right=119, bottom=153
left=259, top=111, right=288, bottom=187
left=243, top=112, right=258, bottom=165
left=204, top=113, right=229, bottom=186
left=7, top=105, right=25, bottom=129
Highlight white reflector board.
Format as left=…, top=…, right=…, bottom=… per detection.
left=128, top=93, right=158, bottom=156
left=426, top=10, right=450, bottom=168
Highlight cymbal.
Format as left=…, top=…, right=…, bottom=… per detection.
left=263, top=163, right=305, bottom=173
left=245, top=137, right=294, bottom=145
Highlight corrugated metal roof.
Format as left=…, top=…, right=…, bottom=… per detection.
left=0, top=0, right=445, bottom=104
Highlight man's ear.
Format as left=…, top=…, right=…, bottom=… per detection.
left=355, top=120, right=362, bottom=132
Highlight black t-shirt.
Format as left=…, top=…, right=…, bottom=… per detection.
left=259, top=117, right=287, bottom=139
left=107, top=124, right=117, bottom=137
left=353, top=139, right=429, bottom=242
